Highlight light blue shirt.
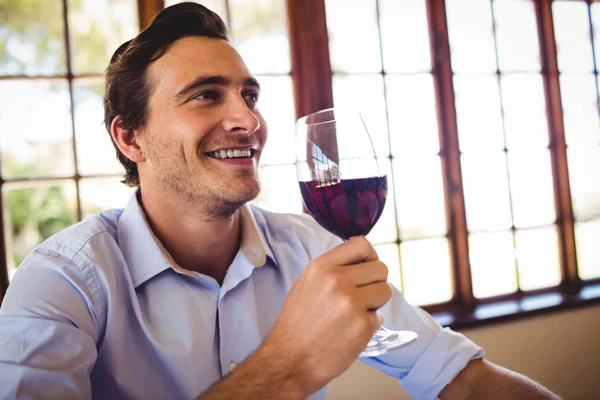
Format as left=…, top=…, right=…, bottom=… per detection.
left=0, top=193, right=483, bottom=400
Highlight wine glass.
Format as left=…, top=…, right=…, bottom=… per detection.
left=296, top=108, right=418, bottom=358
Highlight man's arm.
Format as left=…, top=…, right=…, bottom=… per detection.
left=439, top=359, right=561, bottom=400
left=197, top=236, right=392, bottom=399
left=0, top=250, right=100, bottom=399
left=196, top=340, right=306, bottom=400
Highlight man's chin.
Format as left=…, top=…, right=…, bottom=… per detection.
left=231, top=185, right=261, bottom=207
left=208, top=184, right=261, bottom=219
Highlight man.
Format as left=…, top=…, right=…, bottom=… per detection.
left=0, top=3, right=560, bottom=399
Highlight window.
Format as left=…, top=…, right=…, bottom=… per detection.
left=1, top=0, right=599, bottom=327
left=325, top=0, right=453, bottom=306
left=553, top=0, right=600, bottom=282
left=315, top=0, right=600, bottom=326
left=0, top=0, right=139, bottom=287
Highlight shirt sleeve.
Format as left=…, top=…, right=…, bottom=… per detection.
left=0, top=248, right=103, bottom=400
left=360, top=286, right=484, bottom=400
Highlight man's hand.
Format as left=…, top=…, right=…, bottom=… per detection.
left=263, top=235, right=392, bottom=394
left=198, top=236, right=392, bottom=399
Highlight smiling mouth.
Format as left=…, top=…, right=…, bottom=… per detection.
left=207, top=148, right=256, bottom=159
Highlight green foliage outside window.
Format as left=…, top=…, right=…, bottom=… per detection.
left=0, top=0, right=137, bottom=272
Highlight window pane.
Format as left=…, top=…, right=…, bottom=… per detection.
left=229, top=0, right=290, bottom=74
left=470, top=231, right=518, bottom=298
left=454, top=74, right=505, bottom=152
left=4, top=180, right=77, bottom=280
left=165, top=0, right=228, bottom=23
left=73, top=78, right=125, bottom=175
left=400, top=238, right=452, bottom=306
left=515, top=226, right=561, bottom=291
left=568, top=147, right=600, bottom=220
left=367, top=161, right=397, bottom=245
left=446, top=0, right=497, bottom=73
left=375, top=243, right=402, bottom=293
left=0, top=80, right=75, bottom=179
left=501, top=74, right=549, bottom=149
left=393, top=156, right=447, bottom=240
left=508, top=150, right=556, bottom=228
left=67, top=0, right=139, bottom=75
left=253, top=165, right=302, bottom=214
left=553, top=1, right=594, bottom=73
left=79, top=177, right=135, bottom=217
left=333, top=74, right=390, bottom=158
left=494, top=0, right=541, bottom=72
left=575, top=220, right=600, bottom=280
left=379, top=0, right=431, bottom=73
left=386, top=74, right=440, bottom=155
left=256, top=76, right=295, bottom=166
left=326, top=0, right=382, bottom=73
left=560, top=74, right=600, bottom=146
left=0, top=0, right=66, bottom=75
left=462, top=153, right=512, bottom=232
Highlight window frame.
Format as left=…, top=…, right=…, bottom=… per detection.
left=0, top=0, right=146, bottom=303
left=284, top=0, right=600, bottom=328
left=1, top=0, right=600, bottom=328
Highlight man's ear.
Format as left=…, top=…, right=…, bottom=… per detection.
left=110, top=116, right=146, bottom=163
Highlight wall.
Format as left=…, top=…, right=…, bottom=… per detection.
left=327, top=304, right=600, bottom=400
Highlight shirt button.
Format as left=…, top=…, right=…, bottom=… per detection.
left=228, top=362, right=237, bottom=372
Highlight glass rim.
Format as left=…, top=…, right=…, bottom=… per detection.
left=296, top=107, right=363, bottom=127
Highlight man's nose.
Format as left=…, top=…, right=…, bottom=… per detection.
left=221, top=95, right=260, bottom=134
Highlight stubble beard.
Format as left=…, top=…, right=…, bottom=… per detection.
left=155, top=163, right=261, bottom=220
left=144, top=130, right=263, bottom=220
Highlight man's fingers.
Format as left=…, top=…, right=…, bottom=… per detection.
left=356, top=281, right=393, bottom=311
left=343, top=261, right=388, bottom=287
left=321, top=236, right=379, bottom=266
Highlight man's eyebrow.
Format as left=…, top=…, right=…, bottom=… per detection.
left=174, top=75, right=260, bottom=99
left=175, top=75, right=230, bottom=99
left=244, top=77, right=261, bottom=89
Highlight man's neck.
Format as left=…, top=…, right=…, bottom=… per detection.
left=138, top=186, right=241, bottom=286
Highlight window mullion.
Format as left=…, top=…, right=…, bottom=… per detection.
left=138, top=0, right=164, bottom=30
left=426, top=0, right=474, bottom=309
left=535, top=0, right=580, bottom=290
left=286, top=0, right=333, bottom=119
left=62, top=0, right=83, bottom=222
left=0, top=178, right=7, bottom=303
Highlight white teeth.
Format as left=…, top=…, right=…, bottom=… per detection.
left=212, top=149, right=254, bottom=159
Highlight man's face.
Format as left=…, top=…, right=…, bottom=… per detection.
left=138, top=36, right=267, bottom=218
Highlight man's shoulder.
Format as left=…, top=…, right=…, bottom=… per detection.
left=6, top=209, right=126, bottom=338
left=34, top=208, right=124, bottom=261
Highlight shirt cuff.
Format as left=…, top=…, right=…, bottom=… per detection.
left=400, top=327, right=484, bottom=400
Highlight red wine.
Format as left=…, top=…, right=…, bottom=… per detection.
left=299, top=176, right=387, bottom=240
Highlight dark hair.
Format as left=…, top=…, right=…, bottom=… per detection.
left=103, top=2, right=229, bottom=186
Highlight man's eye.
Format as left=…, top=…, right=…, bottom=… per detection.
left=193, top=91, right=218, bottom=101
left=244, top=92, right=259, bottom=103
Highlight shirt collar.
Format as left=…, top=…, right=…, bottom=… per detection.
left=117, top=192, right=276, bottom=288
left=117, top=192, right=171, bottom=287
left=239, top=204, right=277, bottom=268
